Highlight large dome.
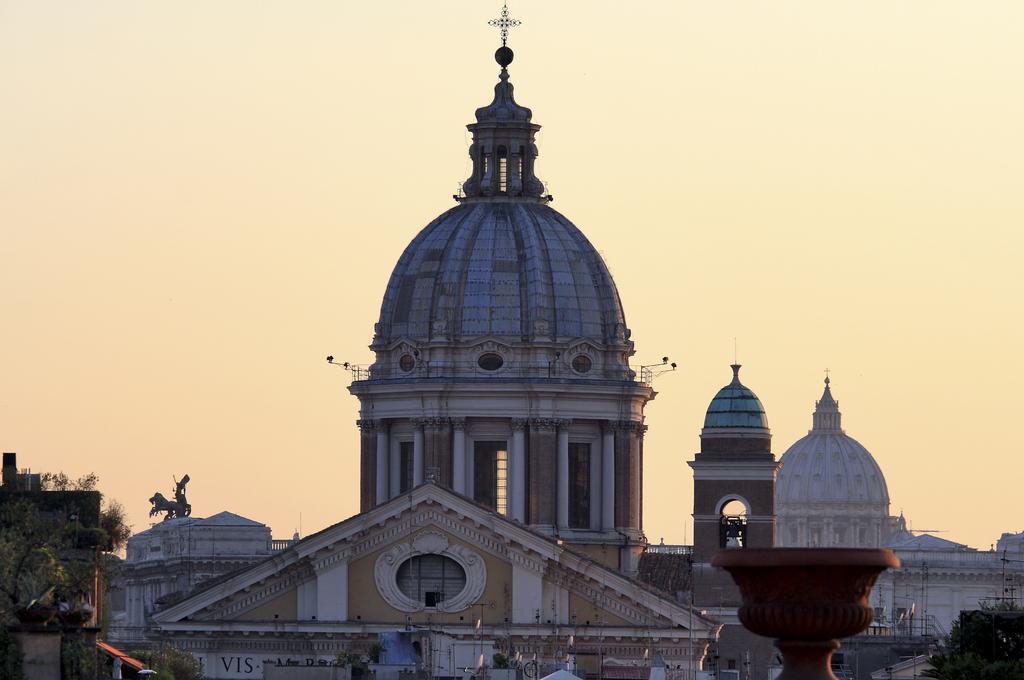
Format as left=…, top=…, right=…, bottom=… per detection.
left=373, top=201, right=628, bottom=345
left=776, top=379, right=889, bottom=505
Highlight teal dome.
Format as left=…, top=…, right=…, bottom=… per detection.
left=703, top=364, right=769, bottom=429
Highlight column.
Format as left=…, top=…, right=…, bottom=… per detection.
left=511, top=419, right=527, bottom=522
left=413, top=427, right=424, bottom=487
left=601, top=424, right=615, bottom=531
left=358, top=420, right=376, bottom=513
left=389, top=436, right=400, bottom=499
left=375, top=422, right=389, bottom=506
left=452, top=419, right=467, bottom=495
left=630, top=424, right=643, bottom=530
left=557, top=426, right=570, bottom=530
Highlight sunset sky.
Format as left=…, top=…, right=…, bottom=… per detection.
left=1, top=1, right=1021, bottom=550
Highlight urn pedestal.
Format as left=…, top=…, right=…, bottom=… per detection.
left=712, top=548, right=899, bottom=680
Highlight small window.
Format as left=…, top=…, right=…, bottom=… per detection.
left=497, top=146, right=508, bottom=193
left=398, top=354, right=416, bottom=372
left=571, top=355, right=592, bottom=373
left=477, top=353, right=504, bottom=371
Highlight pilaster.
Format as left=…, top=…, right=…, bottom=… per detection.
left=357, top=419, right=377, bottom=513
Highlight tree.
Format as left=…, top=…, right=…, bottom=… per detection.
left=0, top=471, right=133, bottom=625
left=99, top=499, right=132, bottom=552
left=924, top=602, right=1024, bottom=680
left=134, top=645, right=203, bottom=680
left=41, top=471, right=132, bottom=552
left=0, top=499, right=67, bottom=621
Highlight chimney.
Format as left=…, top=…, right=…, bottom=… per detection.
left=2, top=452, right=16, bottom=488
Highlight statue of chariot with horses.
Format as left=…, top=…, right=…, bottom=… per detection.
left=148, top=474, right=192, bottom=520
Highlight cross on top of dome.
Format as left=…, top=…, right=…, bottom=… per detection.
left=488, top=2, right=521, bottom=47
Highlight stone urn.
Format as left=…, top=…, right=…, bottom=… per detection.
left=712, top=548, right=899, bottom=680
left=57, top=604, right=94, bottom=627
left=14, top=603, right=58, bottom=625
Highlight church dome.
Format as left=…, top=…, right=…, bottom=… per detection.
left=702, top=364, right=769, bottom=430
left=776, top=378, right=890, bottom=506
left=373, top=201, right=627, bottom=345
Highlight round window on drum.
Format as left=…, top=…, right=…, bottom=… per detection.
left=477, top=353, right=504, bottom=371
left=571, top=354, right=592, bottom=374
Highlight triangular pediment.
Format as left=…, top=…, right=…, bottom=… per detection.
left=153, top=484, right=717, bottom=635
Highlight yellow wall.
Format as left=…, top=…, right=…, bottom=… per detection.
left=564, top=543, right=620, bottom=570
left=567, top=592, right=626, bottom=626
left=235, top=589, right=297, bottom=621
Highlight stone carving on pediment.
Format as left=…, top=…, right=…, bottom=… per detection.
left=348, top=508, right=546, bottom=575
left=567, top=341, right=599, bottom=357
left=412, top=530, right=449, bottom=553
left=374, top=531, right=486, bottom=613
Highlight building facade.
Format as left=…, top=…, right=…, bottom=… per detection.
left=107, top=511, right=278, bottom=646
left=350, top=44, right=651, bottom=572
left=148, top=33, right=718, bottom=680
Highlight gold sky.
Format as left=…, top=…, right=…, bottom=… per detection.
left=1, top=1, right=1021, bottom=549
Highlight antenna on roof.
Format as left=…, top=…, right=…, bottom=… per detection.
left=734, top=337, right=738, bottom=364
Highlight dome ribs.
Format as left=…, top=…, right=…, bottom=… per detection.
left=374, top=203, right=628, bottom=345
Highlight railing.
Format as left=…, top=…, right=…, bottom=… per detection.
left=339, top=361, right=655, bottom=385
left=893, top=549, right=1006, bottom=569
left=645, top=544, right=694, bottom=555
left=863, top=614, right=946, bottom=639
left=272, top=539, right=297, bottom=552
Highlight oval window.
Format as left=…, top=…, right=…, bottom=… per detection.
left=477, top=353, right=504, bottom=371
left=571, top=355, right=592, bottom=374
left=396, top=554, right=467, bottom=607
left=399, top=354, right=416, bottom=372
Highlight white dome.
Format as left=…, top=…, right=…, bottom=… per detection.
left=776, top=378, right=889, bottom=507
left=776, top=431, right=889, bottom=506
left=775, top=378, right=894, bottom=548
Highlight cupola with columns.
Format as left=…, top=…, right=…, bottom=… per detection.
left=347, top=17, right=653, bottom=573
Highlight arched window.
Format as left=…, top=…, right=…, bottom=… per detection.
left=719, top=499, right=748, bottom=549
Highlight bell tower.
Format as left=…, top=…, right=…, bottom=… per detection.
left=688, top=364, right=781, bottom=678
left=689, top=364, right=779, bottom=563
